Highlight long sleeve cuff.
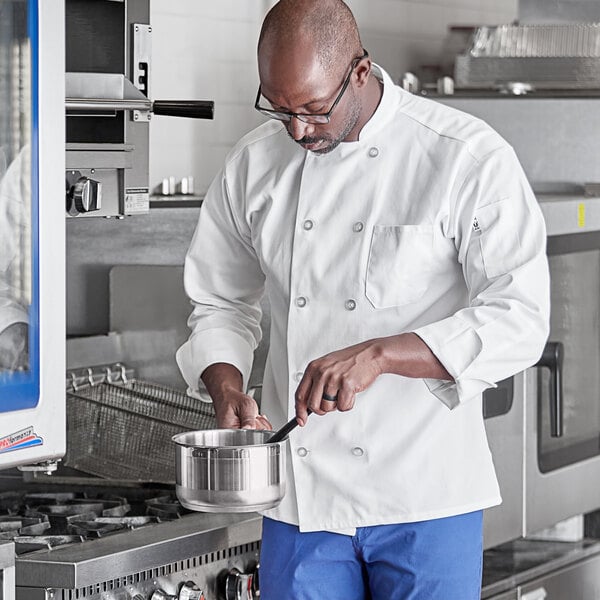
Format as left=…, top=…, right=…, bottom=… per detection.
left=176, top=328, right=255, bottom=402
left=414, top=316, right=494, bottom=409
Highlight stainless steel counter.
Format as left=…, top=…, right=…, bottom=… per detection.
left=481, top=537, right=600, bottom=598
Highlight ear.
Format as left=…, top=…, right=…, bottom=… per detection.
left=354, top=58, right=371, bottom=89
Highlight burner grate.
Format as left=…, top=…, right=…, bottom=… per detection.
left=1, top=490, right=186, bottom=553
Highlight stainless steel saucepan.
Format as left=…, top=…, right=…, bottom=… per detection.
left=173, top=414, right=304, bottom=512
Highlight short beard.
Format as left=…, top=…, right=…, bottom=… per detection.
left=288, top=93, right=362, bottom=155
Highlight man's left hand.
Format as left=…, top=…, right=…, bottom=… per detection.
left=294, top=333, right=453, bottom=425
left=294, top=339, right=385, bottom=425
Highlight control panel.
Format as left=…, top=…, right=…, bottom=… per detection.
left=48, top=542, right=261, bottom=600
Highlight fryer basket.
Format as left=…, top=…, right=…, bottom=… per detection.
left=65, top=379, right=216, bottom=484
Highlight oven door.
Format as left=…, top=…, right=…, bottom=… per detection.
left=484, top=374, right=525, bottom=549
left=0, top=0, right=65, bottom=470
left=525, top=219, right=600, bottom=533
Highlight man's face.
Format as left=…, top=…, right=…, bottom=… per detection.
left=284, top=85, right=361, bottom=155
left=258, top=47, right=363, bottom=155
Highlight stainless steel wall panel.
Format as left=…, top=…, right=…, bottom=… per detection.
left=434, top=96, right=600, bottom=190
left=520, top=0, right=600, bottom=24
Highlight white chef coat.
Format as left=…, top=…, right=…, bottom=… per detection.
left=177, top=65, right=550, bottom=533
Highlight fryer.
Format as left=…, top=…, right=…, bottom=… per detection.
left=65, top=366, right=216, bottom=484
left=7, top=363, right=262, bottom=600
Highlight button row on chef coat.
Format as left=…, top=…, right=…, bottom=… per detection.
left=296, top=447, right=365, bottom=457
left=296, top=296, right=356, bottom=310
left=302, top=219, right=364, bottom=233
left=368, top=147, right=379, bottom=158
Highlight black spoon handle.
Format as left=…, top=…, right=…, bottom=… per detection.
left=268, top=410, right=312, bottom=444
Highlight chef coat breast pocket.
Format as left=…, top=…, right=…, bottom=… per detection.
left=366, top=225, right=434, bottom=309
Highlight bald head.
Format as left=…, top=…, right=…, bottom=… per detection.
left=258, top=0, right=362, bottom=75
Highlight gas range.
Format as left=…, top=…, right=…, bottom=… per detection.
left=0, top=489, right=181, bottom=555
left=0, top=476, right=261, bottom=600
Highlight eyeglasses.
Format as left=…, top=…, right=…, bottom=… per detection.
left=254, top=49, right=369, bottom=125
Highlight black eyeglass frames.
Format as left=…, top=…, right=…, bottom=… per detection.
left=254, top=49, right=369, bottom=125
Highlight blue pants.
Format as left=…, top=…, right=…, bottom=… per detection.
left=259, top=511, right=483, bottom=600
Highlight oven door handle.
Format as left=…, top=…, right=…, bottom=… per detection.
left=152, top=100, right=214, bottom=119
left=64, top=99, right=215, bottom=120
left=66, top=98, right=152, bottom=111
left=535, top=341, right=564, bottom=438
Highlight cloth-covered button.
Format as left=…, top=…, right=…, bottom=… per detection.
left=295, top=296, right=307, bottom=307
left=297, top=447, right=309, bottom=457
left=368, top=147, right=379, bottom=158
left=294, top=371, right=303, bottom=382
left=353, top=221, right=364, bottom=233
left=345, top=299, right=356, bottom=311
left=352, top=447, right=364, bottom=457
left=303, top=219, right=314, bottom=230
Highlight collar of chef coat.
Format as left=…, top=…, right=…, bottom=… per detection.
left=355, top=63, right=405, bottom=142
left=296, top=63, right=402, bottom=163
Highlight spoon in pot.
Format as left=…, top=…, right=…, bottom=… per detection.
left=267, top=410, right=312, bottom=444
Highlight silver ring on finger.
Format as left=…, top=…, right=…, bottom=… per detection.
left=322, top=392, right=338, bottom=402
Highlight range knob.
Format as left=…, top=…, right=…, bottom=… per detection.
left=178, top=581, right=205, bottom=600
left=150, top=590, right=177, bottom=600
left=221, top=568, right=254, bottom=600
left=70, top=176, right=102, bottom=213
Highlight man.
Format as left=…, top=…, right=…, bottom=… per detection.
left=177, top=0, right=550, bottom=597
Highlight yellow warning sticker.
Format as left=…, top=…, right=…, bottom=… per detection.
left=578, top=202, right=586, bottom=228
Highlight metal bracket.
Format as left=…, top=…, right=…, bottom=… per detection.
left=17, top=460, right=60, bottom=475
left=132, top=23, right=152, bottom=122
left=66, top=362, right=135, bottom=391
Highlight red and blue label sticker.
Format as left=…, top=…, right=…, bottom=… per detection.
left=0, top=426, right=43, bottom=454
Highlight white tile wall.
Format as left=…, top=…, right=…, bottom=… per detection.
left=149, top=0, right=518, bottom=195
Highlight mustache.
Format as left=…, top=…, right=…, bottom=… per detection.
left=285, top=129, right=327, bottom=146
left=297, top=136, right=323, bottom=145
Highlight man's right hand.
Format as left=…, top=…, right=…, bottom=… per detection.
left=201, top=362, right=272, bottom=430
left=213, top=388, right=272, bottom=430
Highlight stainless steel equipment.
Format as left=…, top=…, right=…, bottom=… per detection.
left=2, top=363, right=261, bottom=600
left=65, top=364, right=216, bottom=483
left=0, top=482, right=262, bottom=600
left=173, top=430, right=286, bottom=514
left=432, top=92, right=600, bottom=542
left=455, top=23, right=600, bottom=90
left=0, top=0, right=66, bottom=473
left=482, top=537, right=600, bottom=599
left=0, top=541, right=15, bottom=600
left=520, top=0, right=600, bottom=24
left=482, top=376, right=525, bottom=550
left=64, top=0, right=214, bottom=218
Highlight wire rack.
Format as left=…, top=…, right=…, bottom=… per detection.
left=470, top=24, right=600, bottom=58
left=65, top=378, right=216, bottom=484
